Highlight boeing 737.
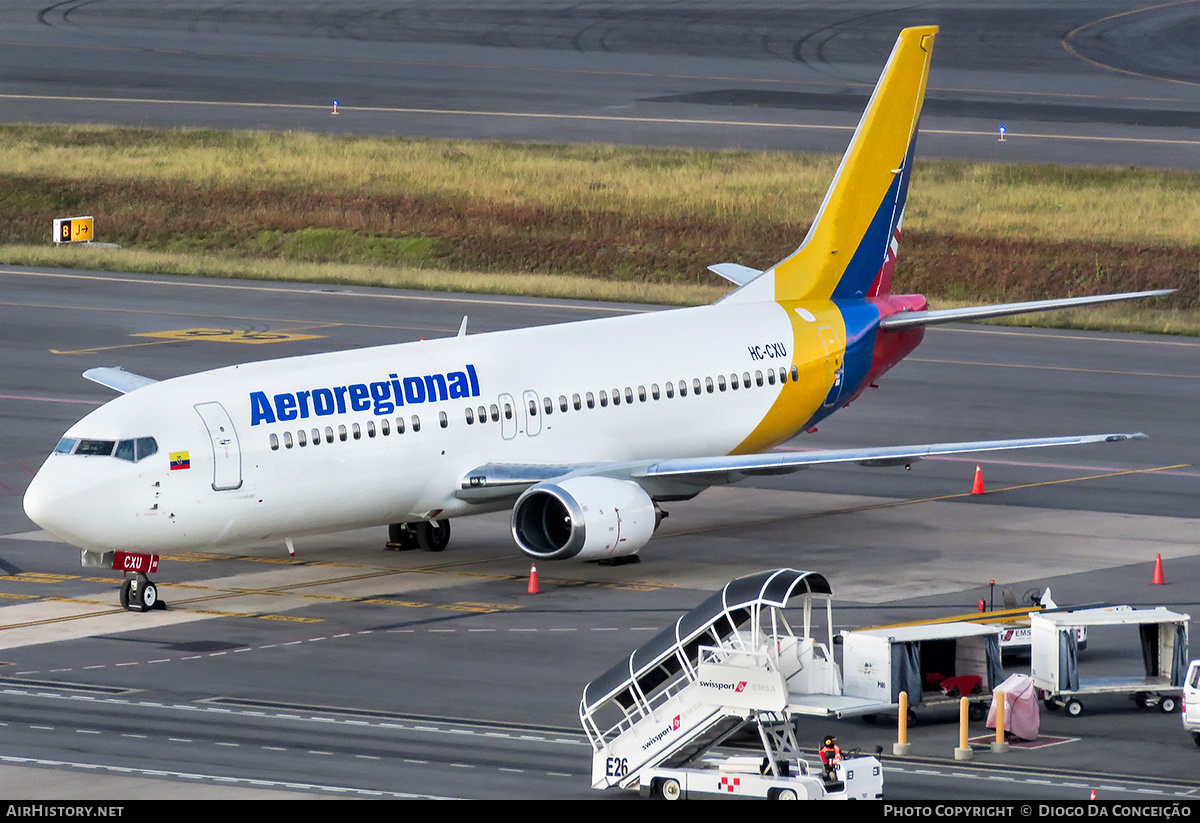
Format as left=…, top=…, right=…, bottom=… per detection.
left=23, top=26, right=1168, bottom=610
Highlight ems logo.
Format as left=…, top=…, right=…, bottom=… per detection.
left=672, top=715, right=680, bottom=730
left=736, top=681, right=747, bottom=692
left=720, top=776, right=740, bottom=793
left=169, top=451, right=191, bottom=471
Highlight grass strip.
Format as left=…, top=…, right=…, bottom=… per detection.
left=1, top=125, right=1196, bottom=331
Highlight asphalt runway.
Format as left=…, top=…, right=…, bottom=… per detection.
left=2, top=1, right=1200, bottom=167
left=2, top=1, right=1199, bottom=801
left=1, top=266, right=1198, bottom=799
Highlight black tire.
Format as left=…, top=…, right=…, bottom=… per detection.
left=417, top=519, right=451, bottom=552
left=1065, top=699, right=1084, bottom=717
left=969, top=703, right=986, bottom=721
left=1159, top=696, right=1177, bottom=713
left=118, top=579, right=131, bottom=609
left=660, top=778, right=681, bottom=800
left=774, top=788, right=798, bottom=800
left=861, top=714, right=877, bottom=724
left=1192, top=732, right=1200, bottom=747
left=1044, top=698, right=1060, bottom=711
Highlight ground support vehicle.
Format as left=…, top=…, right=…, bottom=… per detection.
left=1030, top=607, right=1190, bottom=716
left=1181, top=659, right=1199, bottom=745
left=641, top=752, right=883, bottom=800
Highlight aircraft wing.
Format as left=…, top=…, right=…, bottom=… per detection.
left=458, top=432, right=1146, bottom=501
left=82, top=367, right=159, bottom=394
left=633, top=432, right=1145, bottom=488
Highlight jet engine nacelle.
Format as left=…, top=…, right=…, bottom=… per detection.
left=510, top=476, right=658, bottom=561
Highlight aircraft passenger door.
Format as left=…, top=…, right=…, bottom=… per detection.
left=522, top=390, right=542, bottom=437
left=194, top=401, right=243, bottom=491
left=818, top=326, right=845, bottom=409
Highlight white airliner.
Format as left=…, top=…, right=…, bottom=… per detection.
left=23, top=26, right=1167, bottom=610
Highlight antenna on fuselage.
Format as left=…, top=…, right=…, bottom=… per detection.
left=457, top=316, right=468, bottom=337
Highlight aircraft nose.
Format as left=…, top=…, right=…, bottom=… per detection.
left=22, top=459, right=110, bottom=549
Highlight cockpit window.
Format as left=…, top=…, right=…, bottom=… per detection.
left=75, top=439, right=115, bottom=456
left=61, top=436, right=159, bottom=462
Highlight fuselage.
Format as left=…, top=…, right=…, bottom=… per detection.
left=22, top=293, right=923, bottom=554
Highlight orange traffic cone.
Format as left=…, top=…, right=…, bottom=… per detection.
left=971, top=465, right=985, bottom=495
left=527, top=563, right=540, bottom=594
left=1152, top=554, right=1165, bottom=585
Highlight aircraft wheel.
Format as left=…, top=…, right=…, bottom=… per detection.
left=417, top=519, right=451, bottom=552
left=140, top=581, right=158, bottom=612
left=118, top=579, right=131, bottom=609
left=659, top=778, right=681, bottom=801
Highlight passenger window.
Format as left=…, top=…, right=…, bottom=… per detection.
left=465, top=407, right=475, bottom=424
left=730, top=373, right=739, bottom=389
left=586, top=392, right=595, bottom=409
left=352, top=423, right=361, bottom=440
left=779, top=367, right=788, bottom=383
left=269, top=434, right=279, bottom=451
left=542, top=397, right=552, bottom=415
left=717, top=375, right=726, bottom=391
left=559, top=395, right=568, bottom=413
left=396, top=416, right=406, bottom=434
left=298, top=430, right=308, bottom=447
left=367, top=421, right=376, bottom=438
left=678, top=380, right=687, bottom=397
left=284, top=431, right=294, bottom=449
left=599, top=390, right=609, bottom=407
left=767, top=370, right=776, bottom=385
left=503, top=403, right=513, bottom=420
left=693, top=378, right=702, bottom=395
left=665, top=382, right=674, bottom=398
left=611, top=389, right=619, bottom=406
left=383, top=418, right=393, bottom=435
left=743, top=371, right=751, bottom=387
left=439, top=411, right=447, bottom=428
left=528, top=399, right=538, bottom=415
left=755, top=370, right=764, bottom=386
left=478, top=405, right=488, bottom=423
left=338, top=425, right=347, bottom=441
left=312, top=428, right=321, bottom=445
left=572, top=393, right=582, bottom=411
left=325, top=427, right=334, bottom=443
left=790, top=365, right=800, bottom=382
left=411, top=415, right=421, bottom=432
left=625, top=387, right=634, bottom=404
left=651, top=384, right=660, bottom=400
left=490, top=404, right=500, bottom=422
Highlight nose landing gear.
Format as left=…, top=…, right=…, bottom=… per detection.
left=118, top=573, right=163, bottom=612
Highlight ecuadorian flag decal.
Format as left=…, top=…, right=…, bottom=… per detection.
left=169, top=451, right=191, bottom=471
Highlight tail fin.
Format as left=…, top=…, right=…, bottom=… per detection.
left=772, top=26, right=936, bottom=303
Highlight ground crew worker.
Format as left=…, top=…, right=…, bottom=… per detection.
left=819, top=734, right=842, bottom=780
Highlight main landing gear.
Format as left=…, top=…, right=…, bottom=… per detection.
left=386, top=520, right=451, bottom=552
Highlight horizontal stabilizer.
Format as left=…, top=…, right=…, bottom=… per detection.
left=707, top=263, right=763, bottom=287
left=83, top=367, right=159, bottom=394
left=879, top=290, right=1175, bottom=330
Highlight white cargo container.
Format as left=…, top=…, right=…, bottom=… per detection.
left=1030, top=606, right=1190, bottom=716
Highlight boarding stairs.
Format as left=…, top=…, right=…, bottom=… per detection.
left=579, top=569, right=839, bottom=790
